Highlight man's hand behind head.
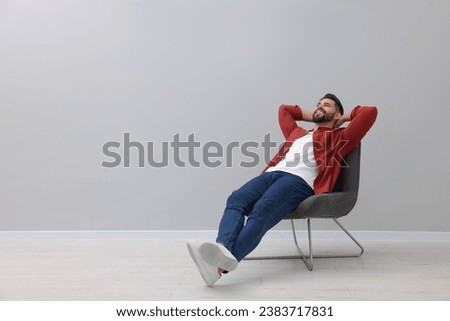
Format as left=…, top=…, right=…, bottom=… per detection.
left=334, top=113, right=352, bottom=128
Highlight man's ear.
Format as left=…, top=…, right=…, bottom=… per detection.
left=333, top=112, right=342, bottom=120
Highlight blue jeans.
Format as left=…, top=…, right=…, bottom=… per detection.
left=216, top=171, right=314, bottom=261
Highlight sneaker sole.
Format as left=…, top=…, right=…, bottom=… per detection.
left=187, top=241, right=220, bottom=287
left=200, top=242, right=238, bottom=272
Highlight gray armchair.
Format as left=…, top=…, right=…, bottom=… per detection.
left=246, top=143, right=364, bottom=270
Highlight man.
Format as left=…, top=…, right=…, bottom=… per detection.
left=187, top=93, right=378, bottom=286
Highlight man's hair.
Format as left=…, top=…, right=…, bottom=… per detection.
left=321, top=93, right=344, bottom=115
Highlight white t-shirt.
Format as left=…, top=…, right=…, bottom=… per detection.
left=265, top=132, right=318, bottom=189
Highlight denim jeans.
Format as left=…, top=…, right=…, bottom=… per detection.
left=216, top=171, right=314, bottom=261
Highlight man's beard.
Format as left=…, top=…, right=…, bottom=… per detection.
left=313, top=110, right=334, bottom=123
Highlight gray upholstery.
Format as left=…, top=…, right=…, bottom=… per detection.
left=285, top=143, right=361, bottom=220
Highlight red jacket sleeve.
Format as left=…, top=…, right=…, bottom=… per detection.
left=278, top=104, right=303, bottom=139
left=341, top=106, right=378, bottom=154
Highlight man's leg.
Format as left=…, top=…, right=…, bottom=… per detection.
left=230, top=171, right=314, bottom=261
left=216, top=172, right=274, bottom=252
left=188, top=173, right=275, bottom=286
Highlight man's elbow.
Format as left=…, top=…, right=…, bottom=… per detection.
left=367, top=106, right=378, bottom=123
left=354, top=105, right=378, bottom=123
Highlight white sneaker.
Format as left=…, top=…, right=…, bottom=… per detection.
left=187, top=240, right=221, bottom=287
left=199, top=242, right=239, bottom=272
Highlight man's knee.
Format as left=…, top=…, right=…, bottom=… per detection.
left=225, top=190, right=246, bottom=209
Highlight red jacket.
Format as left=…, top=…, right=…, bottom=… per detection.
left=262, top=105, right=378, bottom=194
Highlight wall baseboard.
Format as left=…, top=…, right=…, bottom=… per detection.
left=0, top=230, right=450, bottom=241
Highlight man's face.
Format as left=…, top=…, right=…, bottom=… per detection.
left=313, top=98, right=340, bottom=123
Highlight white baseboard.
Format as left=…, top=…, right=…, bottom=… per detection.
left=0, top=230, right=450, bottom=241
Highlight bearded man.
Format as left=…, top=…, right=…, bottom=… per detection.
left=188, top=93, right=378, bottom=286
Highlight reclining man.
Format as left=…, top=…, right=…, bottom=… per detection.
left=188, top=93, right=378, bottom=286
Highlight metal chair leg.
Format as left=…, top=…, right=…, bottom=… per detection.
left=291, top=218, right=313, bottom=270
left=328, top=218, right=365, bottom=258
left=244, top=218, right=364, bottom=271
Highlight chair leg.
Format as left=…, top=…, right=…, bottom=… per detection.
left=328, top=218, right=365, bottom=258
left=291, top=218, right=313, bottom=270
left=244, top=218, right=364, bottom=271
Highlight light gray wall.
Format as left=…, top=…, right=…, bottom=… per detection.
left=1, top=0, right=449, bottom=232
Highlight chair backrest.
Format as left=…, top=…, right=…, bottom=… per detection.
left=331, top=143, right=361, bottom=194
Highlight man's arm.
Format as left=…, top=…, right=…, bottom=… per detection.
left=334, top=112, right=352, bottom=128
left=278, top=105, right=302, bottom=139
left=300, top=109, right=313, bottom=122
left=337, top=106, right=378, bottom=152
left=278, top=105, right=312, bottom=139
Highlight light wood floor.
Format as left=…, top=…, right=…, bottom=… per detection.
left=0, top=238, right=449, bottom=301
